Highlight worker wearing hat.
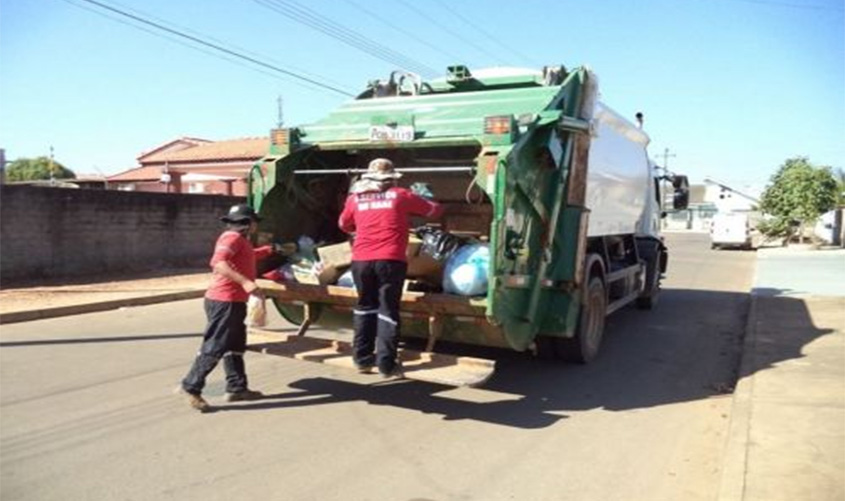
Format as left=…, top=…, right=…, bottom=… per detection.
left=339, top=158, right=444, bottom=377
left=181, top=203, right=274, bottom=412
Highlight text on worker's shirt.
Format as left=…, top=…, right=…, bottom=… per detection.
left=356, top=190, right=397, bottom=211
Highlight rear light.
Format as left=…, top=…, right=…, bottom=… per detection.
left=270, top=127, right=300, bottom=152
left=484, top=115, right=512, bottom=135
left=271, top=128, right=289, bottom=146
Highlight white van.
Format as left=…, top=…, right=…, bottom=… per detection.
left=710, top=212, right=753, bottom=250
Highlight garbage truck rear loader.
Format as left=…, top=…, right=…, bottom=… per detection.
left=248, top=65, right=689, bottom=385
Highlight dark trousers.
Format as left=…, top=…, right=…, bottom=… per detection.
left=350, top=260, right=407, bottom=373
left=182, top=299, right=249, bottom=395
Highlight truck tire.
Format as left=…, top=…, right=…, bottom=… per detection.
left=272, top=299, right=323, bottom=325
left=558, top=276, right=607, bottom=364
left=636, top=251, right=662, bottom=310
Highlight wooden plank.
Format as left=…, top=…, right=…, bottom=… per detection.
left=248, top=329, right=496, bottom=387
left=257, top=279, right=487, bottom=317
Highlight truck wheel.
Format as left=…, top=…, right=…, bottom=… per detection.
left=558, top=276, right=607, bottom=364
left=272, top=299, right=323, bottom=325
left=636, top=252, right=662, bottom=310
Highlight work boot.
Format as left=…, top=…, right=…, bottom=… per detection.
left=184, top=392, right=211, bottom=412
left=355, top=363, right=375, bottom=374
left=379, top=362, right=404, bottom=380
left=225, top=389, right=264, bottom=402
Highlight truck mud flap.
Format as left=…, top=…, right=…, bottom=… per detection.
left=247, top=328, right=495, bottom=388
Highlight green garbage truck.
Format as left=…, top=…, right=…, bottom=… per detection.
left=247, top=64, right=689, bottom=386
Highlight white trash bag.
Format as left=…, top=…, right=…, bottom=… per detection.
left=245, top=294, right=267, bottom=327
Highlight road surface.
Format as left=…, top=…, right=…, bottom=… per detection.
left=0, top=233, right=757, bottom=501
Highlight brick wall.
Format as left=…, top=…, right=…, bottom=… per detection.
left=0, top=185, right=242, bottom=282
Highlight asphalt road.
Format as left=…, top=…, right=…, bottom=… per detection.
left=0, top=233, right=757, bottom=501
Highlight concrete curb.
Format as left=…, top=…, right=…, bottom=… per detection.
left=0, top=290, right=205, bottom=325
left=718, top=289, right=758, bottom=501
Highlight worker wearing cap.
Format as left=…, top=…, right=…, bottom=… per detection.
left=338, top=158, right=444, bottom=377
left=181, top=203, right=274, bottom=412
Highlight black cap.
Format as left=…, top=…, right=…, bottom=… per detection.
left=220, top=203, right=262, bottom=224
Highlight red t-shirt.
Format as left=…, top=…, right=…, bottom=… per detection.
left=205, top=230, right=272, bottom=302
left=338, top=187, right=443, bottom=262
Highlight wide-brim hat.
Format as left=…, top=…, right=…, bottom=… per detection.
left=361, top=158, right=402, bottom=181
left=220, top=203, right=262, bottom=224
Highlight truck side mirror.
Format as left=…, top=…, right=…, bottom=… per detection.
left=672, top=175, right=690, bottom=210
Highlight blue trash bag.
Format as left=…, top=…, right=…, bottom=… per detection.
left=336, top=269, right=356, bottom=290
left=443, top=243, right=489, bottom=296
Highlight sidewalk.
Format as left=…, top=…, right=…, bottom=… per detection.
left=719, top=246, right=845, bottom=501
left=0, top=271, right=209, bottom=324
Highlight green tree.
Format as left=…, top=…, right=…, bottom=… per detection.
left=759, top=156, right=838, bottom=243
left=6, top=156, right=76, bottom=181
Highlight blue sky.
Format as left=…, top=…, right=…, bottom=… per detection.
left=1, top=0, right=843, bottom=190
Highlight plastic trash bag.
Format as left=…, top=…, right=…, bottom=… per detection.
left=296, top=235, right=317, bottom=260
left=443, top=243, right=489, bottom=296
left=245, top=294, right=267, bottom=327
left=410, top=182, right=434, bottom=200
left=336, top=269, right=356, bottom=290
left=416, top=227, right=465, bottom=261
left=291, top=259, right=320, bottom=284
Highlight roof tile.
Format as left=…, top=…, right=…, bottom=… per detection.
left=141, top=137, right=269, bottom=164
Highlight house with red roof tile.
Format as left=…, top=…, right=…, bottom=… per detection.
left=108, top=136, right=268, bottom=196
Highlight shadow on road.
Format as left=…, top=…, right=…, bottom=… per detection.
left=214, top=377, right=570, bottom=428
left=212, top=287, right=831, bottom=429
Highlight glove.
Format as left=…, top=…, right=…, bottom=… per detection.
left=272, top=242, right=298, bottom=256
left=410, top=182, right=434, bottom=200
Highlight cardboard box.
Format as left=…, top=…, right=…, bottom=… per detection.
left=406, top=237, right=444, bottom=284
left=317, top=265, right=345, bottom=286
left=317, top=241, right=352, bottom=268
left=292, top=262, right=346, bottom=286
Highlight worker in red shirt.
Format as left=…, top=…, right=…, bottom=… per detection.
left=181, top=204, right=274, bottom=412
left=338, top=158, right=444, bottom=377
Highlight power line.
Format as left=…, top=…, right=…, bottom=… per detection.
left=69, top=0, right=355, bottom=96
left=431, top=0, right=538, bottom=67
left=101, top=0, right=351, bottom=89
left=61, top=0, right=345, bottom=94
left=342, top=0, right=465, bottom=68
left=252, top=0, right=439, bottom=77
left=396, top=0, right=508, bottom=66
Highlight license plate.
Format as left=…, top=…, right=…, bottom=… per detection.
left=369, top=125, right=414, bottom=142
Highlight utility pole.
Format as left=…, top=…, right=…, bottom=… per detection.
left=276, top=95, right=284, bottom=128
left=49, top=145, right=55, bottom=185
left=659, top=147, right=676, bottom=172
left=0, top=148, right=6, bottom=185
